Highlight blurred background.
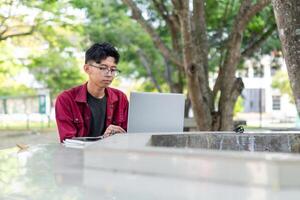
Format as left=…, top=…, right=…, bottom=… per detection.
left=0, top=0, right=299, bottom=149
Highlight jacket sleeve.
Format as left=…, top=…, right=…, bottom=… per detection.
left=55, top=93, right=77, bottom=142
left=121, top=94, right=129, bottom=131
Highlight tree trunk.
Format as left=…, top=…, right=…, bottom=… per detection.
left=178, top=0, right=212, bottom=130
left=217, top=0, right=269, bottom=130
left=184, top=95, right=191, bottom=118
left=272, top=0, right=300, bottom=116
left=122, top=0, right=270, bottom=131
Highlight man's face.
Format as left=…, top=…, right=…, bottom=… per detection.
left=85, top=56, right=119, bottom=88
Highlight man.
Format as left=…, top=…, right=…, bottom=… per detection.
left=55, top=42, right=128, bottom=142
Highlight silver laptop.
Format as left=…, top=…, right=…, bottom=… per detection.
left=127, top=92, right=185, bottom=133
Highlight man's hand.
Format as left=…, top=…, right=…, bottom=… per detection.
left=103, top=125, right=126, bottom=138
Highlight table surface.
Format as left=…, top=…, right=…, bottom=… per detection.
left=1, top=132, right=300, bottom=200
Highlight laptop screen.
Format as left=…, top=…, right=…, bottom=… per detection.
left=127, top=92, right=185, bottom=133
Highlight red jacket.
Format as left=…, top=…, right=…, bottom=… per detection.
left=55, top=83, right=128, bottom=142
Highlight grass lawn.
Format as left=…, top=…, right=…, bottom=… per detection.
left=0, top=121, right=57, bottom=132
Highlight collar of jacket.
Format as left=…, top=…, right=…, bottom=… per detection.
left=74, top=82, right=118, bottom=104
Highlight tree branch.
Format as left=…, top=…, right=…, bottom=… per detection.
left=230, top=77, right=244, bottom=103
left=163, top=59, right=175, bottom=92
left=211, top=0, right=235, bottom=47
left=152, top=0, right=180, bottom=30
left=0, top=0, right=13, bottom=37
left=192, top=0, right=209, bottom=79
left=218, top=0, right=270, bottom=130
left=0, top=16, right=9, bottom=29
left=137, top=49, right=162, bottom=92
left=152, top=0, right=181, bottom=50
left=175, top=0, right=192, bottom=73
left=220, top=0, right=271, bottom=79
left=0, top=0, right=13, bottom=25
left=212, top=69, right=222, bottom=101
left=121, top=0, right=183, bottom=68
left=239, top=0, right=271, bottom=30
left=0, top=26, right=35, bottom=41
left=176, top=0, right=212, bottom=130
left=242, top=23, right=277, bottom=57
left=152, top=0, right=181, bottom=52
left=193, top=0, right=213, bottom=111
left=0, top=26, right=8, bottom=36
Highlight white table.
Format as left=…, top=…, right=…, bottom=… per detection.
left=1, top=132, right=300, bottom=200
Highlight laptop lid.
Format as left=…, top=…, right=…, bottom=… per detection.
left=127, top=92, right=185, bottom=133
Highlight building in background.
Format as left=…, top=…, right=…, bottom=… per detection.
left=237, top=53, right=297, bottom=125
left=0, top=88, right=52, bottom=129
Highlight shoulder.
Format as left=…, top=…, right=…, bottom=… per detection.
left=106, top=87, right=128, bottom=101
left=56, top=84, right=84, bottom=101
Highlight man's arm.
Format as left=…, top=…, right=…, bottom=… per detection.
left=121, top=97, right=129, bottom=131
left=55, top=94, right=77, bottom=142
left=103, top=93, right=129, bottom=137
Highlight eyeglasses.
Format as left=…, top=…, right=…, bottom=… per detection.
left=89, top=64, right=121, bottom=76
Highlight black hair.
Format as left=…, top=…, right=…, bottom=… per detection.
left=85, top=42, right=120, bottom=64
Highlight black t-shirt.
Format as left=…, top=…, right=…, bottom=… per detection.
left=87, top=92, right=107, bottom=137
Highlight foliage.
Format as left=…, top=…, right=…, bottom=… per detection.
left=0, top=0, right=282, bottom=97
left=0, top=82, right=36, bottom=97
left=0, top=39, right=36, bottom=96
left=0, top=0, right=86, bottom=97
left=74, top=0, right=280, bottom=92
left=0, top=0, right=287, bottom=129
left=272, top=70, right=293, bottom=102
left=28, top=49, right=85, bottom=96
left=71, top=0, right=175, bottom=92
left=205, top=1, right=278, bottom=71
left=234, top=96, right=244, bottom=116
left=119, top=0, right=279, bottom=130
